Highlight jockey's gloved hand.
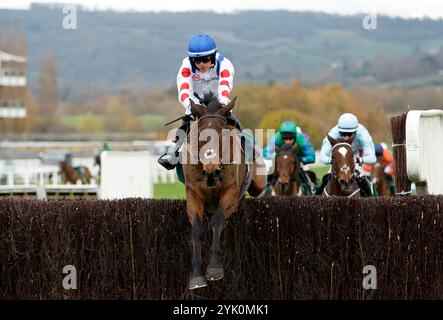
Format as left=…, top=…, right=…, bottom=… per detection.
left=355, top=156, right=363, bottom=164
left=384, top=165, right=392, bottom=174
left=193, top=92, right=204, bottom=104
left=185, top=104, right=196, bottom=120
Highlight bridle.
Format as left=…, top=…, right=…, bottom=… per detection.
left=274, top=150, right=301, bottom=184
left=197, top=114, right=230, bottom=127
left=330, top=142, right=357, bottom=180
left=327, top=142, right=360, bottom=197
left=195, top=113, right=231, bottom=186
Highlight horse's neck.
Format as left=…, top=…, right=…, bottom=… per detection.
left=376, top=172, right=389, bottom=195
left=63, top=165, right=76, bottom=176
left=185, top=122, right=243, bottom=163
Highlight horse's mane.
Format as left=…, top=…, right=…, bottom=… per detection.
left=278, top=143, right=300, bottom=162
left=201, top=92, right=223, bottom=113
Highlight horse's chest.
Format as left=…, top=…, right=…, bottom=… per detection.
left=204, top=194, right=220, bottom=213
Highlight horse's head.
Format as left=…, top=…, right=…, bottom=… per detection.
left=371, top=156, right=384, bottom=184
left=190, top=92, right=237, bottom=188
left=275, top=143, right=300, bottom=193
left=328, top=134, right=356, bottom=189
left=59, top=161, right=67, bottom=170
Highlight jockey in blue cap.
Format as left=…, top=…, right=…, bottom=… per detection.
left=316, top=113, right=377, bottom=196
left=159, top=33, right=239, bottom=170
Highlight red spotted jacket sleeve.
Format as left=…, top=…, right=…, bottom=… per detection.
left=176, top=58, right=196, bottom=114
left=218, top=57, right=235, bottom=106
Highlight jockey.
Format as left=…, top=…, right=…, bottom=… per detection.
left=316, top=113, right=377, bottom=196
left=102, top=142, right=112, bottom=152
left=262, top=120, right=316, bottom=195
left=263, top=120, right=316, bottom=164
left=158, top=33, right=239, bottom=170
left=363, top=142, right=396, bottom=194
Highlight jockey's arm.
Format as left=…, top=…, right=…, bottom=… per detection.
left=319, top=135, right=333, bottom=165
left=297, top=133, right=316, bottom=164
left=359, top=127, right=377, bottom=164
left=177, top=58, right=198, bottom=114
left=263, top=133, right=278, bottom=159
left=382, top=143, right=395, bottom=174
left=218, top=58, right=235, bottom=106
left=382, top=143, right=394, bottom=166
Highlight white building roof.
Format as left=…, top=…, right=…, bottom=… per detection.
left=0, top=50, right=26, bottom=63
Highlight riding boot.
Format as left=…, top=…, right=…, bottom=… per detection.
left=262, top=173, right=275, bottom=197
left=385, top=174, right=396, bottom=195
left=356, top=175, right=374, bottom=197
left=315, top=173, right=330, bottom=195
left=158, top=119, right=191, bottom=170
left=298, top=169, right=312, bottom=195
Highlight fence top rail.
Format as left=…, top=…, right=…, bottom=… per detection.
left=408, top=109, right=443, bottom=118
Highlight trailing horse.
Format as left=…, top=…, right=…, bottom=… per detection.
left=180, top=93, right=266, bottom=290
left=322, top=135, right=362, bottom=198
left=59, top=161, right=92, bottom=185
left=371, top=157, right=395, bottom=196
left=271, top=144, right=302, bottom=196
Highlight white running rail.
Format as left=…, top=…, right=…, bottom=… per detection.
left=406, top=109, right=443, bottom=195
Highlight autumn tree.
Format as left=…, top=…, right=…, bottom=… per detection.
left=78, top=112, right=104, bottom=132
left=38, top=52, right=59, bottom=119
left=105, top=97, right=141, bottom=132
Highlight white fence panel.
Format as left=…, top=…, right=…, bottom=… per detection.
left=406, top=109, right=443, bottom=195
left=100, top=151, right=153, bottom=199
left=152, top=161, right=177, bottom=184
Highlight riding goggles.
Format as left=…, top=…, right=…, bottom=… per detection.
left=193, top=56, right=211, bottom=64
left=339, top=131, right=355, bottom=137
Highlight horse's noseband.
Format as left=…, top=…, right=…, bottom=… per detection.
left=202, top=168, right=222, bottom=188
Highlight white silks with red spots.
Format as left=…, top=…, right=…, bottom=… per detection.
left=176, top=53, right=235, bottom=114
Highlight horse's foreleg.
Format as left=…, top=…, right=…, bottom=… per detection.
left=206, top=206, right=225, bottom=281
left=186, top=188, right=207, bottom=290
left=248, top=156, right=267, bottom=197
left=206, top=187, right=238, bottom=281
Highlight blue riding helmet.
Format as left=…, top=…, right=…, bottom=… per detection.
left=374, top=143, right=383, bottom=157
left=188, top=34, right=217, bottom=57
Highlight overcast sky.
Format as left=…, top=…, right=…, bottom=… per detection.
left=1, top=0, right=443, bottom=19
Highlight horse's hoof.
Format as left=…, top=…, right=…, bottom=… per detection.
left=206, top=266, right=224, bottom=281
left=189, top=276, right=207, bottom=290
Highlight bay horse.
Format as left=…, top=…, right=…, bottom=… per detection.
left=59, top=161, right=92, bottom=184
left=272, top=144, right=302, bottom=196
left=323, top=135, right=361, bottom=198
left=371, top=157, right=393, bottom=196
left=181, top=93, right=266, bottom=290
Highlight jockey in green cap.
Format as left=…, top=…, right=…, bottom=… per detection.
left=262, top=120, right=316, bottom=195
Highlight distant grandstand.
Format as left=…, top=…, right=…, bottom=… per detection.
left=0, top=49, right=27, bottom=118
